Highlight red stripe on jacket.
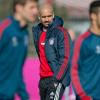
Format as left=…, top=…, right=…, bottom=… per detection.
left=0, top=19, right=12, bottom=38
left=56, top=27, right=70, bottom=80
left=71, top=31, right=91, bottom=99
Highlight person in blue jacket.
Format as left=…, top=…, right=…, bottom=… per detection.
left=0, top=0, right=38, bottom=99
left=71, top=1, right=100, bottom=100
left=33, top=4, right=72, bottom=100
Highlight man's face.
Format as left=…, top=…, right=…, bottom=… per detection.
left=39, top=9, right=54, bottom=28
left=20, top=1, right=38, bottom=23
left=91, top=8, right=100, bottom=28
left=96, top=11, right=100, bottom=28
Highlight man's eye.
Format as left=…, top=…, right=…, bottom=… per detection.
left=42, top=16, right=46, bottom=18
left=48, top=15, right=52, bottom=17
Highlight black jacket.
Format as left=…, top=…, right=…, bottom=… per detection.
left=32, top=16, right=72, bottom=87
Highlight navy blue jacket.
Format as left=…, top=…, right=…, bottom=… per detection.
left=32, top=16, right=72, bottom=87
left=71, top=31, right=100, bottom=100
left=0, top=17, right=29, bottom=99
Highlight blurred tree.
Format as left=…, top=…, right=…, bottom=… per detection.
left=0, top=0, right=11, bottom=19
left=53, top=3, right=68, bottom=21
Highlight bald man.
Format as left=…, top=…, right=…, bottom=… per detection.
left=32, top=4, right=72, bottom=100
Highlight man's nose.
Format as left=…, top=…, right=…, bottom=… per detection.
left=45, top=17, right=49, bottom=21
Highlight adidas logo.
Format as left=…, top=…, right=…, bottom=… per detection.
left=50, top=92, right=54, bottom=96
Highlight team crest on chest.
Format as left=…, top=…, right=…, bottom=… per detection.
left=12, top=36, right=18, bottom=47
left=49, top=38, right=54, bottom=45
left=96, top=45, right=100, bottom=54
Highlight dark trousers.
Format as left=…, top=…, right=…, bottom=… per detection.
left=39, top=77, right=65, bottom=100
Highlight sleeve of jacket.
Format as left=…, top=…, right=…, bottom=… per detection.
left=32, top=27, right=37, bottom=48
left=17, top=77, right=29, bottom=100
left=71, top=35, right=92, bottom=100
left=46, top=27, right=72, bottom=81
left=0, top=29, right=10, bottom=52
left=0, top=19, right=11, bottom=51
left=32, top=27, right=40, bottom=56
left=56, top=27, right=71, bottom=81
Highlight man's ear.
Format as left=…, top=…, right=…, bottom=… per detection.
left=91, top=13, right=97, bottom=21
left=16, top=4, right=23, bottom=13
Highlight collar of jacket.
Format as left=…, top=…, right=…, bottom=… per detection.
left=8, top=16, right=28, bottom=30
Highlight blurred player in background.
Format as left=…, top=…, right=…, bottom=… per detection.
left=71, top=1, right=100, bottom=100
left=0, top=0, right=38, bottom=99
left=33, top=3, right=72, bottom=100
